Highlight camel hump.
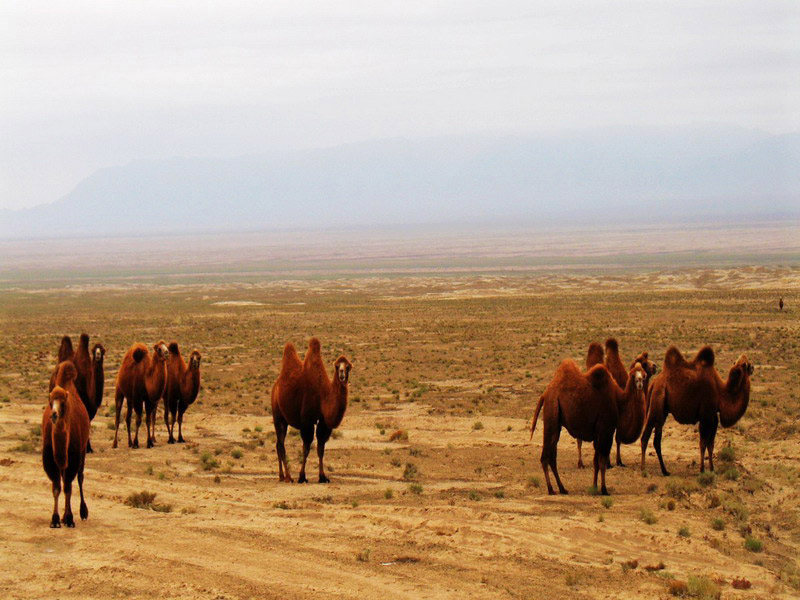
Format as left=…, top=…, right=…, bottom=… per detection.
left=586, top=342, right=604, bottom=368
left=693, top=346, right=715, bottom=367
left=132, top=345, right=147, bottom=363
left=57, top=336, right=74, bottom=362
left=663, top=346, right=688, bottom=370
left=587, top=364, right=611, bottom=388
left=55, top=361, right=78, bottom=385
left=79, top=333, right=90, bottom=348
left=308, top=337, right=322, bottom=355
left=168, top=342, right=180, bottom=355
left=282, top=342, right=298, bottom=361
left=605, top=338, right=619, bottom=354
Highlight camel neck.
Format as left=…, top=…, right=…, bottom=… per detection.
left=719, top=370, right=750, bottom=427
left=52, top=421, right=69, bottom=469
left=322, top=378, right=348, bottom=429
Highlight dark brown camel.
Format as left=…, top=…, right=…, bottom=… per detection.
left=640, top=346, right=753, bottom=476
left=779, top=297, right=784, bottom=311
left=42, top=362, right=90, bottom=527
left=576, top=339, right=658, bottom=468
left=48, top=334, right=105, bottom=453
left=271, top=337, right=352, bottom=483
left=113, top=341, right=169, bottom=449
left=531, top=360, right=646, bottom=495
left=162, top=343, right=201, bottom=444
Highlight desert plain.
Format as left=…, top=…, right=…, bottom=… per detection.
left=1, top=221, right=799, bottom=599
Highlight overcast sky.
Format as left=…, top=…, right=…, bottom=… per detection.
left=1, top=1, right=798, bottom=210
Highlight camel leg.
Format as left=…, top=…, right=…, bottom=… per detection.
left=62, top=476, right=75, bottom=527
left=50, top=478, right=62, bottom=528
left=78, top=464, right=88, bottom=521
left=297, top=425, right=315, bottom=484
left=640, top=418, right=654, bottom=472
left=164, top=404, right=173, bottom=443
left=592, top=449, right=609, bottom=495
left=615, top=438, right=625, bottom=467
left=699, top=416, right=718, bottom=473
left=316, top=422, right=332, bottom=483
left=274, top=417, right=292, bottom=483
left=132, top=406, right=142, bottom=449
left=654, top=423, right=669, bottom=476
left=576, top=440, right=584, bottom=469
left=113, top=388, right=124, bottom=449
left=125, top=402, right=134, bottom=447
left=177, top=409, right=186, bottom=443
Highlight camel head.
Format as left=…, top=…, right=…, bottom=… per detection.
left=153, top=340, right=170, bottom=361
left=632, top=351, right=659, bottom=379
left=727, top=354, right=754, bottom=390
left=628, top=362, right=646, bottom=392
left=189, top=350, right=202, bottom=370
left=92, top=343, right=106, bottom=363
left=49, top=386, right=69, bottom=424
left=334, top=356, right=352, bottom=385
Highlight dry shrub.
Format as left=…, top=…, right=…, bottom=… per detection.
left=389, top=429, right=408, bottom=442
left=731, top=577, right=752, bottom=590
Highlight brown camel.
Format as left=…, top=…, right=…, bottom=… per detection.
left=48, top=334, right=106, bottom=453
left=42, top=362, right=90, bottom=527
left=271, top=337, right=352, bottom=483
left=779, top=297, right=784, bottom=311
left=640, top=346, right=753, bottom=476
left=162, top=343, right=202, bottom=444
left=531, top=360, right=646, bottom=495
left=113, top=341, right=169, bottom=449
left=576, top=339, right=659, bottom=468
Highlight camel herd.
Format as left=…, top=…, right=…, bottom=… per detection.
left=40, top=331, right=752, bottom=528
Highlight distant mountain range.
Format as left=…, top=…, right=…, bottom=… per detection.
left=2, top=129, right=798, bottom=239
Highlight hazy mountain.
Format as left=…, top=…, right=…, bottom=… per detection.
left=2, top=129, right=798, bottom=239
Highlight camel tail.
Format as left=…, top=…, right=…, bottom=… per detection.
left=530, top=393, right=545, bottom=440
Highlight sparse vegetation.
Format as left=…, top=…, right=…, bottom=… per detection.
left=640, top=508, right=657, bottom=525
left=124, top=491, right=172, bottom=513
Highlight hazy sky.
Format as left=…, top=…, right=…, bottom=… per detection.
left=2, top=1, right=798, bottom=209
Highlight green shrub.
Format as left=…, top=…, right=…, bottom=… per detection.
left=744, top=537, right=763, bottom=553
left=711, top=518, right=725, bottom=531
left=687, top=575, right=720, bottom=599
left=640, top=508, right=657, bottom=525
left=678, top=526, right=690, bottom=538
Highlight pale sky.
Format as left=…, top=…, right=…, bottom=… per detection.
left=1, top=0, right=798, bottom=209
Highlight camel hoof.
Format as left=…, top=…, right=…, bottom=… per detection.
left=147, top=440, right=154, bottom=449
left=318, top=474, right=330, bottom=484
left=50, top=515, right=60, bottom=528
left=177, top=438, right=185, bottom=444
left=168, top=438, right=175, bottom=444
left=616, top=461, right=626, bottom=468
left=547, top=490, right=557, bottom=496
left=112, top=441, right=118, bottom=449
left=577, top=462, right=585, bottom=469
left=80, top=504, right=88, bottom=520
left=298, top=474, right=308, bottom=484
left=63, top=515, right=75, bottom=528
left=559, top=489, right=569, bottom=495
left=601, top=489, right=610, bottom=496
left=661, top=469, right=670, bottom=477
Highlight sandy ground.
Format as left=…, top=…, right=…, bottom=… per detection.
left=0, top=270, right=799, bottom=599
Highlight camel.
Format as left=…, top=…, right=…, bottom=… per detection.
left=113, top=341, right=169, bottom=449
left=641, top=346, right=753, bottom=476
left=271, top=337, right=352, bottom=483
left=162, top=343, right=202, bottom=444
left=576, top=339, right=658, bottom=468
left=531, top=360, right=646, bottom=495
left=48, top=334, right=105, bottom=453
left=42, top=362, right=90, bottom=527
left=779, top=297, right=784, bottom=311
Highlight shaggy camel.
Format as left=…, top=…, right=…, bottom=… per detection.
left=42, top=363, right=90, bottom=527
left=531, top=360, right=646, bottom=495
left=576, top=339, right=658, bottom=468
left=641, top=346, right=753, bottom=476
left=113, top=341, right=169, bottom=449
left=162, top=343, right=202, bottom=444
left=48, top=335, right=105, bottom=452
left=271, top=337, right=352, bottom=483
